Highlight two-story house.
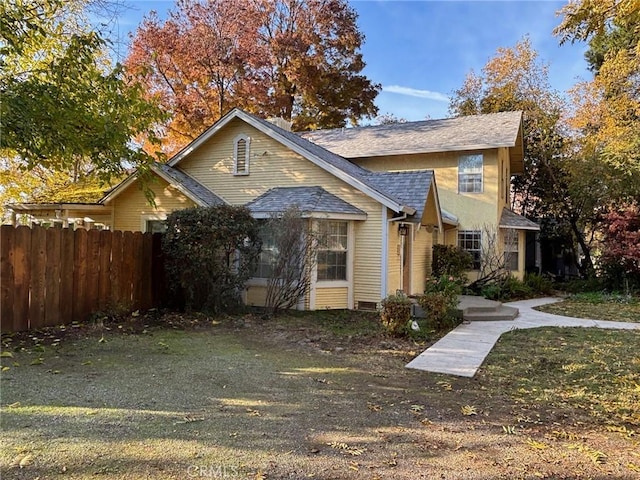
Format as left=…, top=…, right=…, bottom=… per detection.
left=7, top=108, right=538, bottom=309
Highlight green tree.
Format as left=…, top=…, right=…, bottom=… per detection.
left=0, top=0, right=164, bottom=193
left=162, top=206, right=261, bottom=313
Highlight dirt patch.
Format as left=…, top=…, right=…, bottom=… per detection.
left=1, top=311, right=639, bottom=479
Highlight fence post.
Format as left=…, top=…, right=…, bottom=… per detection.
left=13, top=226, right=31, bottom=332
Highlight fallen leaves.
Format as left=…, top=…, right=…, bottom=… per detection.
left=460, top=405, right=477, bottom=416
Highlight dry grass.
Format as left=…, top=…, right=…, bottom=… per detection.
left=535, top=293, right=640, bottom=322
left=1, top=311, right=639, bottom=479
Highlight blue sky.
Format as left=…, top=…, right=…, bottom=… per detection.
left=112, top=0, right=590, bottom=121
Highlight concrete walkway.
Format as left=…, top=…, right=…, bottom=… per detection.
left=405, top=297, right=640, bottom=378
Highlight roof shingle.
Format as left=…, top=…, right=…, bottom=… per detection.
left=300, top=111, right=523, bottom=158
left=245, top=186, right=366, bottom=217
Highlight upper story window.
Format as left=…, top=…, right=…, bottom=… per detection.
left=233, top=134, right=251, bottom=175
left=458, top=154, right=483, bottom=193
left=317, top=221, right=348, bottom=281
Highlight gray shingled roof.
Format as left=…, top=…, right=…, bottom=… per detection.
left=154, top=163, right=226, bottom=206
left=300, top=111, right=523, bottom=158
left=363, top=170, right=434, bottom=223
left=245, top=186, right=366, bottom=217
left=499, top=208, right=540, bottom=231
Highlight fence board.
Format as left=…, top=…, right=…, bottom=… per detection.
left=132, top=232, right=144, bottom=310
left=73, top=229, right=88, bottom=323
left=13, top=226, right=31, bottom=332
left=59, top=228, right=75, bottom=324
left=121, top=231, right=135, bottom=308
left=85, top=230, right=101, bottom=317
left=98, top=231, right=112, bottom=310
left=29, top=226, right=47, bottom=329
left=44, top=227, right=62, bottom=326
left=1, top=225, right=15, bottom=332
left=110, top=230, right=123, bottom=307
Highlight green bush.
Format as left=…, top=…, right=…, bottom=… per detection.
left=162, top=205, right=261, bottom=313
left=524, top=272, right=554, bottom=295
left=432, top=244, right=472, bottom=279
left=558, top=277, right=604, bottom=294
left=416, top=291, right=459, bottom=330
left=481, top=276, right=532, bottom=301
left=380, top=292, right=412, bottom=336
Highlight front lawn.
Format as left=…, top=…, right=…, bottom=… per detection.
left=1, top=312, right=639, bottom=479
left=535, top=293, right=640, bottom=322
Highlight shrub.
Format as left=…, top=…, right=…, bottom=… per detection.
left=380, top=292, right=412, bottom=336
left=599, top=202, right=640, bottom=292
left=417, top=291, right=459, bottom=330
left=481, top=276, right=532, bottom=301
left=432, top=244, right=472, bottom=279
left=162, top=205, right=261, bottom=313
left=523, top=272, right=554, bottom=296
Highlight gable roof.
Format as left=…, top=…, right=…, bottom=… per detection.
left=245, top=186, right=367, bottom=219
left=499, top=208, right=540, bottom=231
left=168, top=108, right=417, bottom=215
left=300, top=110, right=524, bottom=164
left=101, top=162, right=226, bottom=207
left=364, top=170, right=438, bottom=225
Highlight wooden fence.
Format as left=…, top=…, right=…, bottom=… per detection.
left=0, top=225, right=165, bottom=333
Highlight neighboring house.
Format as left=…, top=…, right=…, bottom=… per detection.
left=6, top=108, right=538, bottom=309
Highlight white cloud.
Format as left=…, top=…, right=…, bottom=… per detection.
left=382, top=85, right=450, bottom=102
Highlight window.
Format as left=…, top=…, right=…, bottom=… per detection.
left=233, top=134, right=250, bottom=175
left=317, top=221, right=348, bottom=281
left=504, top=231, right=519, bottom=271
left=458, top=154, right=483, bottom=193
left=458, top=230, right=481, bottom=270
left=254, top=223, right=277, bottom=278
left=145, top=219, right=167, bottom=233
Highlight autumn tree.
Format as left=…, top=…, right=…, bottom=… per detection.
left=126, top=0, right=379, bottom=153
left=555, top=0, right=640, bottom=180
left=0, top=0, right=164, bottom=210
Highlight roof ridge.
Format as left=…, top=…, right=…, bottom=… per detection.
left=303, top=110, right=523, bottom=136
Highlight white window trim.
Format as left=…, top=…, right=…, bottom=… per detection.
left=233, top=134, right=251, bottom=176
left=310, top=220, right=354, bottom=309
left=458, top=229, right=482, bottom=270
left=458, top=154, right=484, bottom=194
left=140, top=213, right=167, bottom=233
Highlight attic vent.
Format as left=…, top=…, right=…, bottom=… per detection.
left=357, top=301, right=378, bottom=311
left=267, top=117, right=292, bottom=131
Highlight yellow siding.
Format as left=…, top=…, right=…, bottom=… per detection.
left=315, top=287, right=349, bottom=309
left=110, top=176, right=196, bottom=232
left=354, top=150, right=501, bottom=233
left=498, top=147, right=511, bottom=213
left=411, top=225, right=433, bottom=295
left=179, top=118, right=384, bottom=305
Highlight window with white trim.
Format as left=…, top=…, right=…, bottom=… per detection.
left=254, top=223, right=277, bottom=278
left=233, top=134, right=250, bottom=175
left=504, top=231, right=519, bottom=271
left=458, top=230, right=481, bottom=270
left=145, top=220, right=167, bottom=234
left=458, top=154, right=483, bottom=193
left=317, top=221, right=348, bottom=281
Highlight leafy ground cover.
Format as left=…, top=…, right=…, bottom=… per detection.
left=535, top=293, right=640, bottom=322
left=1, top=311, right=639, bottom=479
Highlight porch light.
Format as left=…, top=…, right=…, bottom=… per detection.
left=398, top=223, right=409, bottom=236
